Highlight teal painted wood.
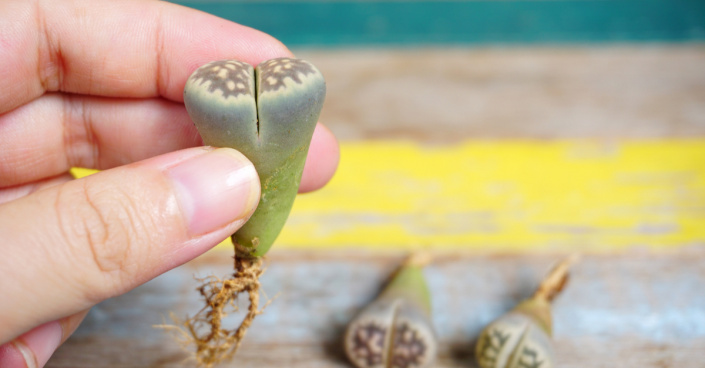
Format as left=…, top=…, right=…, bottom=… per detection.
left=172, top=0, right=705, bottom=46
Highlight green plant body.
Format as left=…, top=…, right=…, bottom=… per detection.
left=184, top=58, right=325, bottom=258
left=475, top=256, right=577, bottom=368
left=344, top=254, right=438, bottom=368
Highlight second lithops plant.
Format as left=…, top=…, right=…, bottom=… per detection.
left=345, top=254, right=438, bottom=368
left=179, top=57, right=325, bottom=367
left=475, top=256, right=578, bottom=368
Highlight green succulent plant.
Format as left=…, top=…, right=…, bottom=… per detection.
left=179, top=58, right=326, bottom=367
left=344, top=254, right=438, bottom=368
left=184, top=58, right=325, bottom=258
left=475, top=256, right=578, bottom=368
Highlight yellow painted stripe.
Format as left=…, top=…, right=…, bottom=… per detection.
left=72, top=140, right=705, bottom=251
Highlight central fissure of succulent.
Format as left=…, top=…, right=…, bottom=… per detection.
left=254, top=68, right=261, bottom=139
left=385, top=303, right=400, bottom=368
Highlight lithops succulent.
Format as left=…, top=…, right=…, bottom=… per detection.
left=345, top=254, right=437, bottom=368
left=184, top=58, right=325, bottom=258
left=475, top=256, right=578, bottom=368
left=180, top=58, right=326, bottom=366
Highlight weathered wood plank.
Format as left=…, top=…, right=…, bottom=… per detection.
left=48, top=248, right=705, bottom=367
left=273, top=140, right=705, bottom=250
left=298, top=46, right=705, bottom=141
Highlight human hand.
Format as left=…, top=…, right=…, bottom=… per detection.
left=0, top=0, right=339, bottom=366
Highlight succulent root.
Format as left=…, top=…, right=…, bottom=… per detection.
left=162, top=256, right=267, bottom=368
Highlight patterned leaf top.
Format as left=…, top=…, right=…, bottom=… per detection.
left=389, top=322, right=429, bottom=368
left=189, top=60, right=253, bottom=99
left=349, top=322, right=388, bottom=367
left=258, top=58, right=319, bottom=94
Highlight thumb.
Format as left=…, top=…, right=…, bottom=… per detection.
left=0, top=147, right=260, bottom=342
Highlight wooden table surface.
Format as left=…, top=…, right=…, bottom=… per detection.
left=49, top=249, right=705, bottom=367
left=51, top=46, right=705, bottom=367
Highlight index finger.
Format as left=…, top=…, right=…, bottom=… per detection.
left=0, top=0, right=292, bottom=114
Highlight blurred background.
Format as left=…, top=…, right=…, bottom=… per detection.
left=170, top=0, right=705, bottom=252
left=54, top=1, right=705, bottom=367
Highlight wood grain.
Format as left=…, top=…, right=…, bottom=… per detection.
left=48, top=248, right=705, bottom=367
left=299, top=46, right=705, bottom=141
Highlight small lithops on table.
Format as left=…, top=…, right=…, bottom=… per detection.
left=475, top=256, right=578, bottom=368
left=344, top=253, right=438, bottom=368
left=180, top=58, right=325, bottom=367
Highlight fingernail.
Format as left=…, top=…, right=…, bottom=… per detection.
left=168, top=148, right=260, bottom=236
left=0, top=343, right=25, bottom=368
left=0, top=321, right=63, bottom=368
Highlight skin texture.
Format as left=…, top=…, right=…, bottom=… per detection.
left=184, top=58, right=326, bottom=257
left=0, top=0, right=339, bottom=366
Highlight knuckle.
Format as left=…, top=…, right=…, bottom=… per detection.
left=55, top=179, right=151, bottom=295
